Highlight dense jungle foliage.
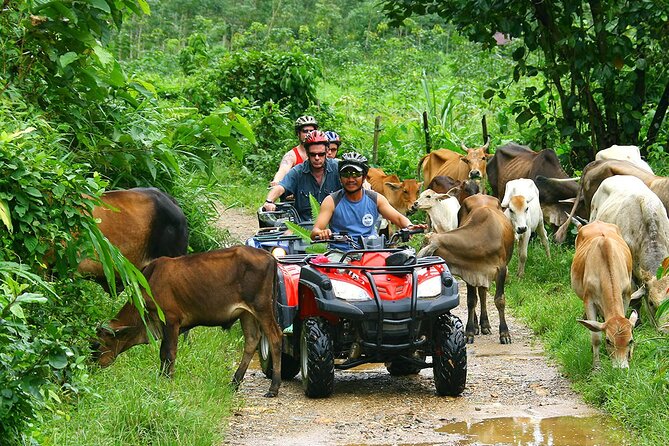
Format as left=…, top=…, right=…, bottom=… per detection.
left=1, top=0, right=668, bottom=444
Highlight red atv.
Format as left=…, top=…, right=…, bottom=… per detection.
left=258, top=229, right=466, bottom=398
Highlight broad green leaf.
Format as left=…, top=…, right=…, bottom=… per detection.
left=59, top=52, right=79, bottom=68
left=92, top=45, right=113, bottom=67
left=232, top=115, right=257, bottom=145
left=88, top=0, right=110, bottom=13
left=9, top=303, right=25, bottom=320
left=15, top=293, right=47, bottom=304
left=49, top=352, right=68, bottom=369
left=0, top=199, right=12, bottom=233
left=136, top=0, right=151, bottom=14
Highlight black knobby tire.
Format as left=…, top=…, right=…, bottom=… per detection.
left=258, top=333, right=300, bottom=380
left=433, top=313, right=467, bottom=396
left=300, top=317, right=335, bottom=398
left=386, top=354, right=425, bottom=376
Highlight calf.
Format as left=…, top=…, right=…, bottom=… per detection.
left=366, top=167, right=421, bottom=215
left=501, top=179, right=551, bottom=277
left=94, top=246, right=283, bottom=397
left=412, top=188, right=460, bottom=233
left=637, top=270, right=669, bottom=333
left=418, top=195, right=515, bottom=344
left=78, top=187, right=189, bottom=292
left=571, top=221, right=638, bottom=368
left=419, top=140, right=491, bottom=186
left=426, top=175, right=481, bottom=204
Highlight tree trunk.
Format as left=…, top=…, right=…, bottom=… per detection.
left=644, top=79, right=669, bottom=156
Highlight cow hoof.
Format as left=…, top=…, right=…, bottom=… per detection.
left=263, top=391, right=278, bottom=398
left=466, top=334, right=475, bottom=344
left=499, top=335, right=512, bottom=344
left=481, top=326, right=492, bottom=335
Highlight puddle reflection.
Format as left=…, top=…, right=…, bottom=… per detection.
left=437, top=415, right=629, bottom=445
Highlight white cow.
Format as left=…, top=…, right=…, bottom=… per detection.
left=590, top=175, right=669, bottom=332
left=595, top=145, right=653, bottom=173
left=501, top=178, right=551, bottom=277
left=412, top=188, right=460, bottom=233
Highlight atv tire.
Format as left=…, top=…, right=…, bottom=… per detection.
left=433, top=313, right=467, bottom=396
left=300, top=317, right=334, bottom=398
left=258, top=333, right=300, bottom=380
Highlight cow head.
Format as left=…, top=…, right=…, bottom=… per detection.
left=503, top=195, right=533, bottom=235
left=93, top=323, right=149, bottom=367
left=638, top=270, right=669, bottom=334
left=460, top=140, right=490, bottom=180
left=384, top=179, right=422, bottom=214
left=412, top=188, right=453, bottom=212
left=578, top=311, right=638, bottom=368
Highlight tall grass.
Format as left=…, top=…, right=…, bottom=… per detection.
left=39, top=326, right=245, bottom=446
left=505, top=240, right=669, bottom=446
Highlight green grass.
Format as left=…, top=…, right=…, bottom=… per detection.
left=38, top=326, right=246, bottom=446
left=505, top=239, right=669, bottom=446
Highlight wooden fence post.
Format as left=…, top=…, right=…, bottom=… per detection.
left=372, top=116, right=382, bottom=165
left=423, top=111, right=432, bottom=154
left=482, top=114, right=489, bottom=145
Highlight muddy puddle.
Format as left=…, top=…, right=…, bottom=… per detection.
left=436, top=415, right=630, bottom=445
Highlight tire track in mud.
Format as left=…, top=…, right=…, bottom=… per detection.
left=216, top=206, right=600, bottom=446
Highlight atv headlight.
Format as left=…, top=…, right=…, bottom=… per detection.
left=271, top=246, right=287, bottom=258
left=331, top=279, right=371, bottom=301
left=417, top=275, right=442, bottom=298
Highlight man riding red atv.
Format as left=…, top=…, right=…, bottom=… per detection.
left=258, top=152, right=466, bottom=398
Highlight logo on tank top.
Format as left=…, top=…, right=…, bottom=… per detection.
left=362, top=213, right=374, bottom=227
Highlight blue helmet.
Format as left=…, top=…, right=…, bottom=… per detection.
left=324, top=131, right=341, bottom=144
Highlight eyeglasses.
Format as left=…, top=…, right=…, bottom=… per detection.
left=327, top=147, right=339, bottom=153
left=300, top=128, right=316, bottom=134
left=340, top=171, right=362, bottom=178
left=308, top=152, right=327, bottom=158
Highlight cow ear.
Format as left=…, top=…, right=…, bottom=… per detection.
left=629, top=310, right=639, bottom=326
left=445, top=186, right=461, bottom=198
left=435, top=193, right=449, bottom=201
left=385, top=182, right=401, bottom=191
left=501, top=195, right=510, bottom=208
left=578, top=319, right=604, bottom=332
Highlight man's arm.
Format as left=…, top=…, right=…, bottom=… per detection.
left=262, top=185, right=287, bottom=211
left=377, top=194, right=411, bottom=228
left=271, top=150, right=297, bottom=186
left=311, top=195, right=335, bottom=240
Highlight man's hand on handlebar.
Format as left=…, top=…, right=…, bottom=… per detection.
left=263, top=201, right=277, bottom=212
left=311, top=228, right=333, bottom=240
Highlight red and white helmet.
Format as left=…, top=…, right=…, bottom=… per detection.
left=303, top=130, right=329, bottom=148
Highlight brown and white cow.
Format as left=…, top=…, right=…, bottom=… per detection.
left=93, top=246, right=284, bottom=397
left=419, top=140, right=491, bottom=187
left=589, top=175, right=669, bottom=332
left=367, top=167, right=422, bottom=215
left=555, top=159, right=669, bottom=243
left=486, top=142, right=581, bottom=227
left=571, top=220, right=639, bottom=368
left=501, top=179, right=551, bottom=278
left=78, top=187, right=189, bottom=292
left=418, top=195, right=515, bottom=344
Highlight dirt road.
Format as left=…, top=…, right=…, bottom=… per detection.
left=216, top=206, right=603, bottom=446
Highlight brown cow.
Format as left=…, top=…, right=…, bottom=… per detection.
left=367, top=167, right=422, bottom=215
left=555, top=159, right=669, bottom=243
left=571, top=220, right=639, bottom=368
left=418, top=195, right=515, bottom=344
left=419, top=140, right=491, bottom=187
left=78, top=187, right=189, bottom=292
left=93, top=246, right=284, bottom=397
left=486, top=142, right=581, bottom=227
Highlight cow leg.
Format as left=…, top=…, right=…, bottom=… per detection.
left=232, top=312, right=261, bottom=392
left=584, top=299, right=602, bottom=369
left=465, top=284, right=479, bottom=343
left=478, top=286, right=492, bottom=335
left=257, top=316, right=283, bottom=398
left=160, top=322, right=180, bottom=378
left=495, top=266, right=511, bottom=344
left=537, top=221, right=551, bottom=260
left=517, top=231, right=530, bottom=278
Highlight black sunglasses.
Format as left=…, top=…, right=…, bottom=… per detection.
left=340, top=170, right=362, bottom=178
left=308, top=152, right=327, bottom=158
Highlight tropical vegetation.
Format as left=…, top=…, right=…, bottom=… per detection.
left=1, top=0, right=667, bottom=445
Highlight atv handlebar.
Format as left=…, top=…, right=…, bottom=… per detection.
left=313, top=227, right=424, bottom=249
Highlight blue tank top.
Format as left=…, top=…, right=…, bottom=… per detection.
left=329, top=189, right=379, bottom=250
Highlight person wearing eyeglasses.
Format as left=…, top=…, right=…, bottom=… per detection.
left=311, top=152, right=424, bottom=247
left=263, top=130, right=341, bottom=222
left=270, top=115, right=319, bottom=187
left=324, top=130, right=341, bottom=159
